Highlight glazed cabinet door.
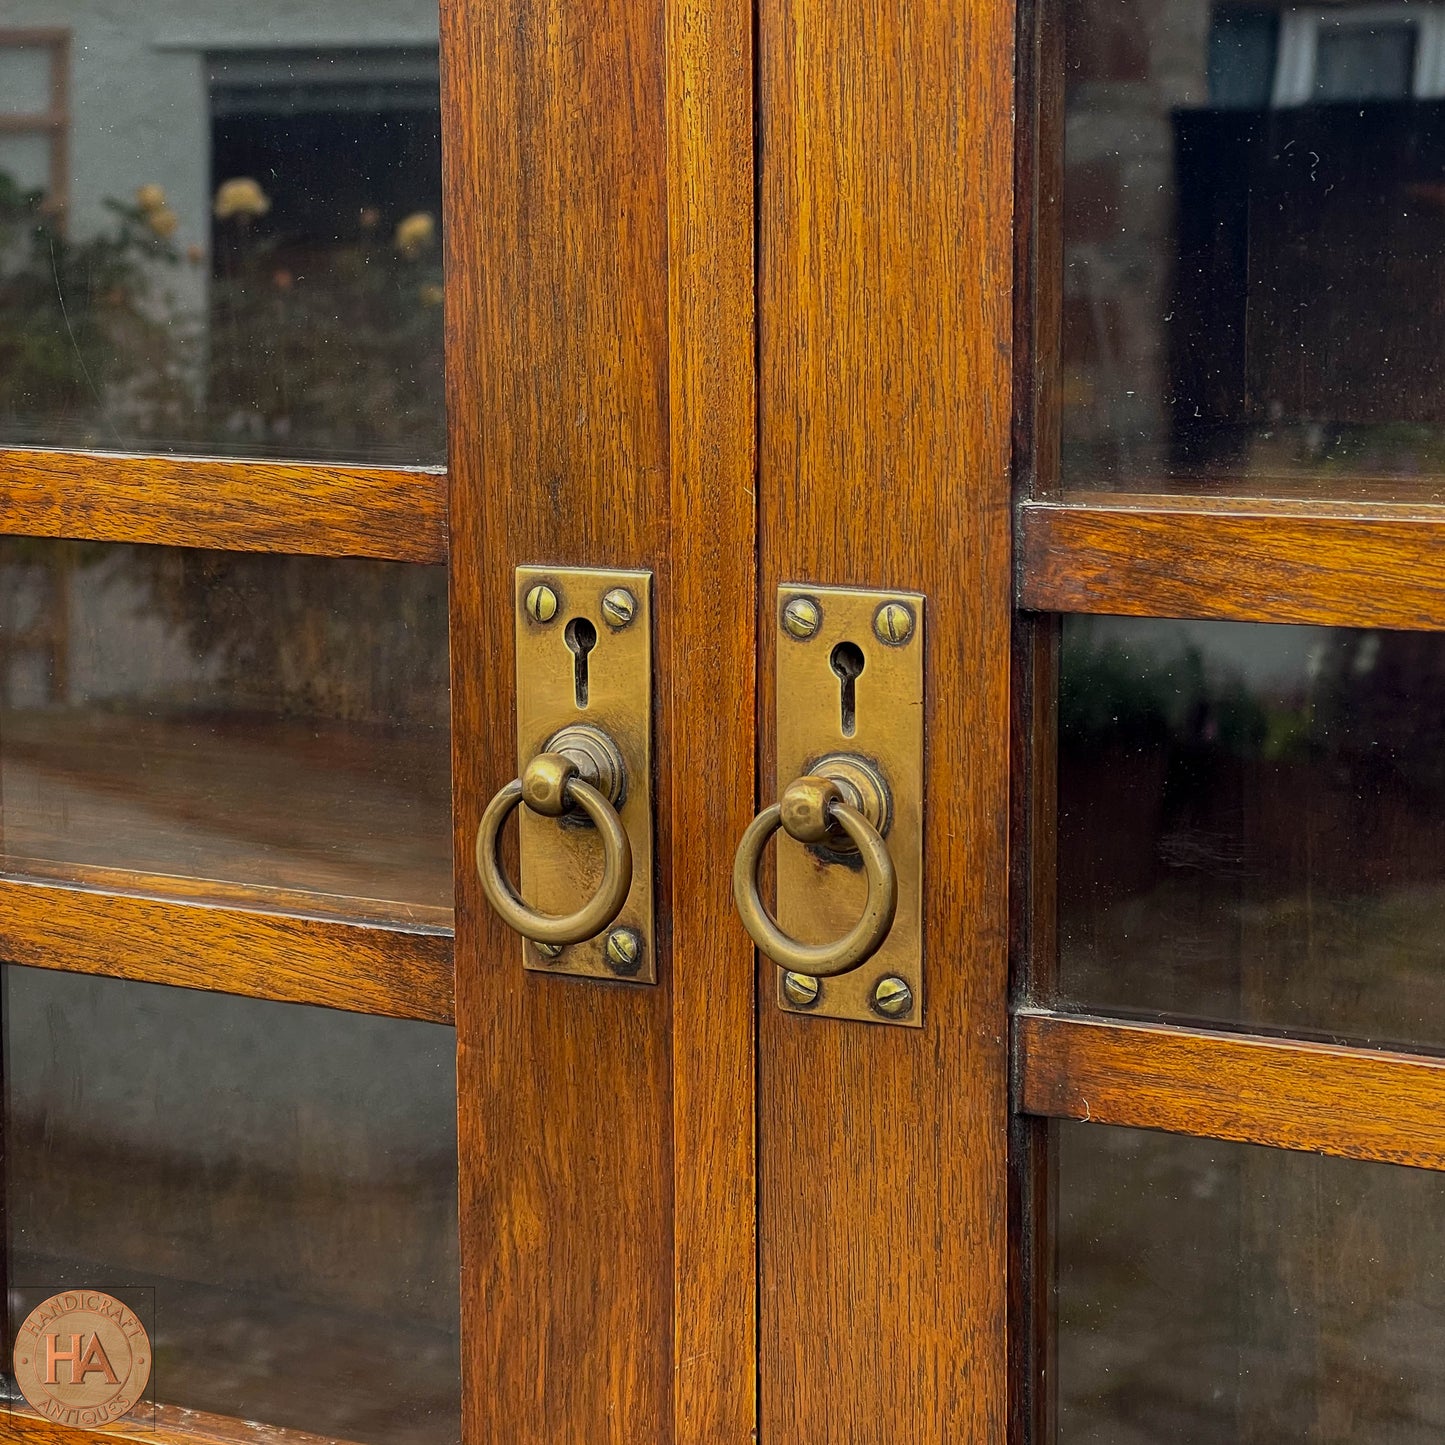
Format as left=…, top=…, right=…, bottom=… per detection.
left=0, top=4, right=456, bottom=1443
left=446, top=0, right=1017, bottom=1432
left=1013, top=0, right=1445, bottom=1438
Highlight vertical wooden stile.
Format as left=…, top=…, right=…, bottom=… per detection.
left=756, top=0, right=1018, bottom=1432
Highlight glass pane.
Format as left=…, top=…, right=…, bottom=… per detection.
left=1058, top=0, right=1445, bottom=498
left=1315, top=23, right=1416, bottom=103
left=1058, top=1122, right=1445, bottom=1442
left=3, top=965, right=459, bottom=1443
left=0, top=14, right=442, bottom=464
left=1056, top=615, right=1445, bottom=1046
left=0, top=538, right=450, bottom=919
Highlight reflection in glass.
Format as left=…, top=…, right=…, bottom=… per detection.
left=0, top=538, right=451, bottom=918
left=1060, top=0, right=1445, bottom=495
left=1056, top=616, right=1445, bottom=1045
left=0, top=10, right=443, bottom=463
left=1058, top=1122, right=1445, bottom=1442
left=3, top=966, right=460, bottom=1443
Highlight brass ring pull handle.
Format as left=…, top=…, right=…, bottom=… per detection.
left=732, top=768, right=898, bottom=978
left=476, top=724, right=633, bottom=946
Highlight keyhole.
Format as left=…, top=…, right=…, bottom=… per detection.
left=565, top=617, right=597, bottom=708
left=830, top=641, right=865, bottom=737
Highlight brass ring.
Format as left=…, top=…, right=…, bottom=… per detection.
left=476, top=773, right=633, bottom=945
left=731, top=789, right=897, bottom=978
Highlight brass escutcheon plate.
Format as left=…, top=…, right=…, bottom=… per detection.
left=775, top=583, right=924, bottom=1025
left=514, top=565, right=654, bottom=982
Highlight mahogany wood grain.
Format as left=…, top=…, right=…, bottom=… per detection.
left=0, top=876, right=452, bottom=1022
left=664, top=0, right=757, bottom=1437
left=1014, top=0, right=1063, bottom=503
left=1007, top=620, right=1058, bottom=1445
left=757, top=0, right=1014, bottom=1433
left=1010, top=4, right=1062, bottom=1433
left=0, top=711, right=452, bottom=916
left=0, top=858, right=453, bottom=931
left=1018, top=498, right=1445, bottom=627
left=0, top=450, right=447, bottom=562
left=1017, top=1010, right=1445, bottom=1169
left=443, top=0, right=692, bottom=1434
left=7, top=1405, right=365, bottom=1445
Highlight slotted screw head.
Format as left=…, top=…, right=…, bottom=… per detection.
left=782, top=972, right=821, bottom=1008
left=601, top=587, right=637, bottom=629
left=873, top=601, right=915, bottom=646
left=605, top=928, right=643, bottom=976
left=871, top=975, right=914, bottom=1018
left=525, top=583, right=559, bottom=624
left=782, top=596, right=822, bottom=640
left=533, top=941, right=564, bottom=961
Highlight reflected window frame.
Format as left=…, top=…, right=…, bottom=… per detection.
left=1274, top=2, right=1445, bottom=104
left=0, top=26, right=70, bottom=223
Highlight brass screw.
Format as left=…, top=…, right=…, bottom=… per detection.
left=782, top=972, right=821, bottom=1008
left=871, top=975, right=914, bottom=1018
left=782, top=596, right=822, bottom=640
left=605, top=928, right=644, bottom=976
left=533, top=941, right=564, bottom=962
left=601, top=587, right=637, bottom=629
left=873, top=601, right=915, bottom=646
left=525, top=583, right=559, bottom=624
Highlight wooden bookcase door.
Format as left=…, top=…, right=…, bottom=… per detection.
left=1014, top=0, right=1445, bottom=1438
left=0, top=8, right=455, bottom=1444
left=1, top=0, right=1022, bottom=1437
left=445, top=0, right=1015, bottom=1435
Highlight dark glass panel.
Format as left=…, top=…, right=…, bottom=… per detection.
left=1060, top=0, right=1445, bottom=498
left=0, top=538, right=450, bottom=918
left=1315, top=23, right=1416, bottom=103
left=3, top=965, right=459, bottom=1443
left=1058, top=1122, right=1445, bottom=1442
left=1057, top=615, right=1445, bottom=1045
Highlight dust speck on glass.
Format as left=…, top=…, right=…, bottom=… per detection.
left=0, top=4, right=443, bottom=463
left=1062, top=0, right=1445, bottom=497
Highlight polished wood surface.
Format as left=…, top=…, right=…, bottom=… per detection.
left=1, top=711, right=451, bottom=913
left=444, top=0, right=755, bottom=1427
left=664, top=0, right=757, bottom=1434
left=757, top=0, right=1014, bottom=1433
left=9, top=1406, right=365, bottom=1445
left=1013, top=0, right=1063, bottom=503
left=1008, top=620, right=1058, bottom=1445
left=0, top=876, right=452, bottom=1022
left=1017, top=1010, right=1445, bottom=1169
left=0, top=450, right=447, bottom=563
left=1018, top=497, right=1445, bottom=627
left=2, top=857, right=451, bottom=930
left=444, top=0, right=673, bottom=1407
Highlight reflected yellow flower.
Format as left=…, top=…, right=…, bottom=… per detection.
left=419, top=283, right=444, bottom=308
left=214, top=177, right=271, bottom=221
left=395, top=211, right=435, bottom=259
left=359, top=206, right=381, bottom=230
left=186, top=244, right=206, bottom=265
left=146, top=206, right=179, bottom=239
left=135, top=184, right=166, bottom=213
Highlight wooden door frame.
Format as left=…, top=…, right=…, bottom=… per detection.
left=442, top=0, right=758, bottom=1437
left=756, top=0, right=1015, bottom=1436
left=445, top=0, right=1017, bottom=1436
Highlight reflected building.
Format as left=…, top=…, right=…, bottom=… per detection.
left=1062, top=0, right=1445, bottom=491
left=0, top=2, right=444, bottom=462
